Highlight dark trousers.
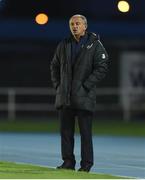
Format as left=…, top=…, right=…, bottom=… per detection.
left=59, top=107, right=93, bottom=168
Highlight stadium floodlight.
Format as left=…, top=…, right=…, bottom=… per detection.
left=35, top=13, right=49, bottom=25
left=117, top=0, right=130, bottom=13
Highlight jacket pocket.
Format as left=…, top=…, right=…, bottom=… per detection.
left=77, top=84, right=88, bottom=97
left=88, top=87, right=97, bottom=100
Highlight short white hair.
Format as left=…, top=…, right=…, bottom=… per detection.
left=69, top=14, right=88, bottom=28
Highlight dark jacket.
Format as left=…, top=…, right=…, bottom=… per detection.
left=50, top=32, right=109, bottom=112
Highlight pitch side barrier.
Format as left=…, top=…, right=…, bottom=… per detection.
left=0, top=87, right=144, bottom=121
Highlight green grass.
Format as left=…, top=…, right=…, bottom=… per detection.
left=92, top=120, right=145, bottom=136
left=0, top=118, right=145, bottom=136
left=0, top=161, right=127, bottom=179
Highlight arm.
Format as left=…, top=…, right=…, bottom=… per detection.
left=50, top=43, right=61, bottom=89
left=83, top=40, right=109, bottom=90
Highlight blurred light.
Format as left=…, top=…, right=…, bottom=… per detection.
left=117, top=1, right=130, bottom=13
left=35, top=13, right=49, bottom=25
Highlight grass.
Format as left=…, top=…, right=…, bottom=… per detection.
left=92, top=120, right=145, bottom=136
left=0, top=118, right=145, bottom=136
left=0, top=161, right=127, bottom=179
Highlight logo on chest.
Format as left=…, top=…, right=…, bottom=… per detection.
left=87, top=43, right=93, bottom=49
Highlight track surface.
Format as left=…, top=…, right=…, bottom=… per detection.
left=0, top=133, right=145, bottom=178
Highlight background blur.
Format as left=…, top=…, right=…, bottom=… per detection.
left=0, top=0, right=145, bottom=125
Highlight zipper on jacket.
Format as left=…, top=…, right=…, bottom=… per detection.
left=65, top=63, right=71, bottom=106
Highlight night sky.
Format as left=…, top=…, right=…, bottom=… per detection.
left=0, top=0, right=145, bottom=22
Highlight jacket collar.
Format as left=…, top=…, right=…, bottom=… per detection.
left=66, top=32, right=99, bottom=45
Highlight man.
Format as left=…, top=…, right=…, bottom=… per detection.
left=50, top=14, right=108, bottom=172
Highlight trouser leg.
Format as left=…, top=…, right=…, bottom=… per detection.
left=59, top=108, right=76, bottom=164
left=77, top=110, right=93, bottom=168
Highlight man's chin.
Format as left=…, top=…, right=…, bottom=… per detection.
left=73, top=31, right=78, bottom=35
left=73, top=33, right=79, bottom=37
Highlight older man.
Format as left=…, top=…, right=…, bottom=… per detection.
left=50, top=14, right=109, bottom=172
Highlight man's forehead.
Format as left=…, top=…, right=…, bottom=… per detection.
left=70, top=17, right=83, bottom=23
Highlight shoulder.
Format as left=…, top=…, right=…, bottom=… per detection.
left=57, top=36, right=72, bottom=48
left=89, top=33, right=104, bottom=47
left=57, top=40, right=65, bottom=48
left=87, top=32, right=100, bottom=41
left=92, top=33, right=100, bottom=40
left=55, top=40, right=65, bottom=53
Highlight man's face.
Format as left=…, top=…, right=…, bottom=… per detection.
left=69, top=17, right=87, bottom=37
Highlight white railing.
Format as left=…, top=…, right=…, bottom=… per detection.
left=0, top=87, right=145, bottom=121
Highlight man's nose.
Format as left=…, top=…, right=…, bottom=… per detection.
left=73, top=24, right=78, bottom=28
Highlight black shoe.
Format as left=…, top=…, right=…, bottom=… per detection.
left=78, top=166, right=91, bottom=172
left=56, top=161, right=75, bottom=170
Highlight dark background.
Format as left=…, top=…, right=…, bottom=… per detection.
left=0, top=0, right=145, bottom=120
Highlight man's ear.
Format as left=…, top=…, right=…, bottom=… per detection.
left=84, top=24, right=87, bottom=30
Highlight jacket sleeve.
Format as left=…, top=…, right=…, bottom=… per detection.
left=83, top=40, right=109, bottom=90
left=50, top=43, right=61, bottom=89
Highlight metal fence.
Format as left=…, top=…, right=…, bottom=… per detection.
left=0, top=87, right=145, bottom=121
